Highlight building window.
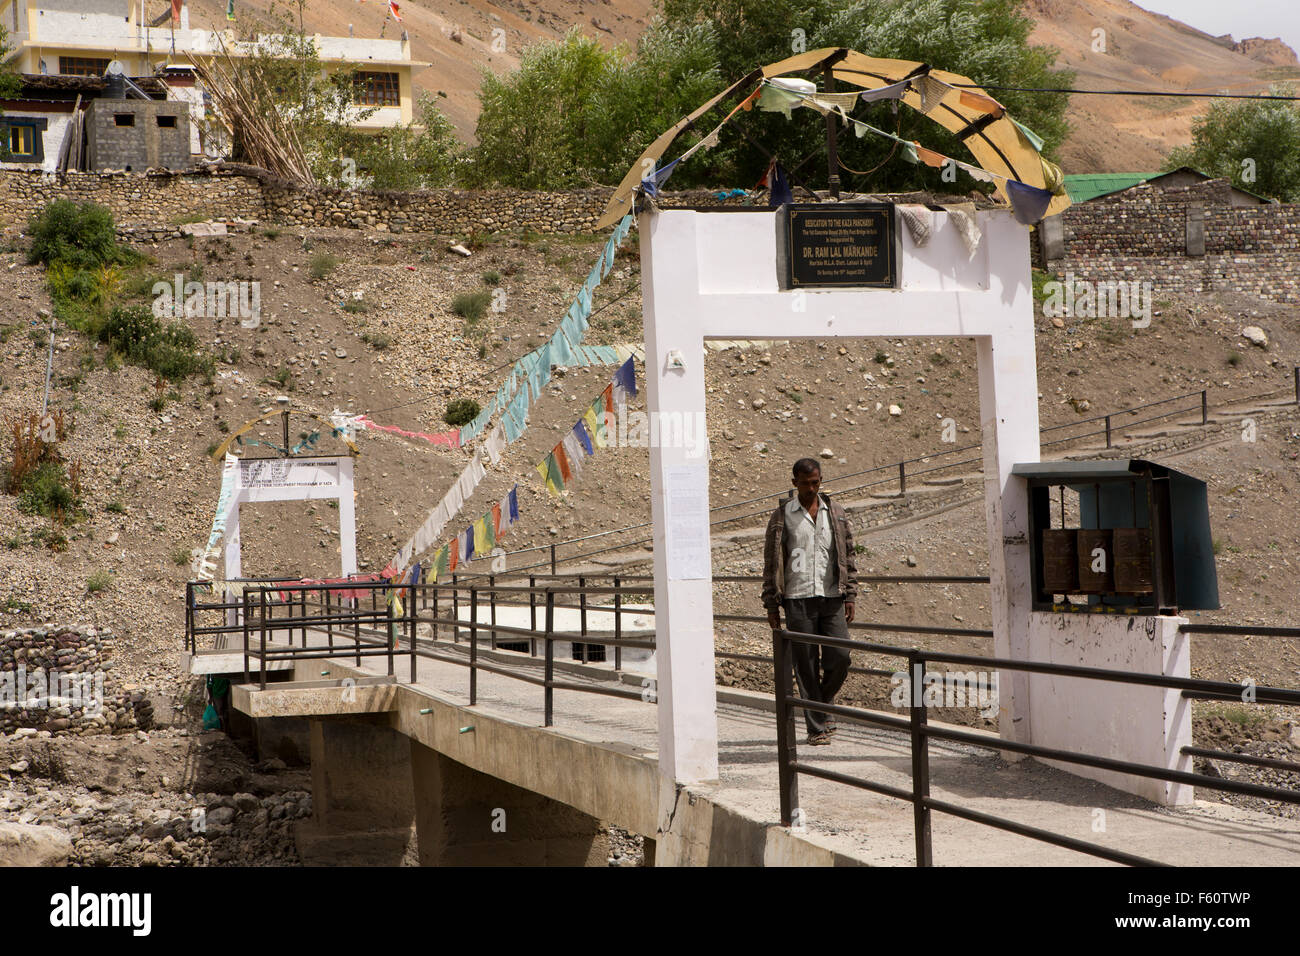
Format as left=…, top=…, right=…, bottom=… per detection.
left=3, top=119, right=47, bottom=162
left=354, top=71, right=399, bottom=107
left=59, top=56, right=111, bottom=77
left=157, top=115, right=177, bottom=128
left=9, top=126, right=33, bottom=156
left=115, top=114, right=135, bottom=127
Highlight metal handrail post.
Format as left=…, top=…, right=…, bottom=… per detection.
left=898, top=461, right=906, bottom=495
left=1201, top=389, right=1209, bottom=425
left=452, top=573, right=460, bottom=644
left=431, top=585, right=439, bottom=643
left=242, top=590, right=251, bottom=684
left=409, top=581, right=418, bottom=684
left=325, top=588, right=334, bottom=650
left=613, top=576, right=622, bottom=671
left=470, top=586, right=478, bottom=705
left=529, top=575, right=537, bottom=656
left=353, top=591, right=361, bottom=667
left=550, top=543, right=557, bottom=575
left=386, top=586, right=396, bottom=677
left=1105, top=415, right=1112, bottom=448
left=185, top=582, right=194, bottom=654
left=909, top=652, right=933, bottom=867
left=259, top=589, right=268, bottom=691
left=579, top=575, right=588, bottom=664
left=489, top=574, right=497, bottom=651
left=772, top=627, right=799, bottom=827
left=544, top=589, right=555, bottom=727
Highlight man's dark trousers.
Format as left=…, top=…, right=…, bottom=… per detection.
left=782, top=596, right=851, bottom=736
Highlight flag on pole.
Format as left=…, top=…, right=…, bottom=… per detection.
left=388, top=0, right=403, bottom=21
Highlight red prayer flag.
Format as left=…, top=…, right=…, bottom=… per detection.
left=555, top=443, right=572, bottom=483
left=914, top=144, right=947, bottom=168
left=492, top=502, right=502, bottom=538
left=388, top=1, right=402, bottom=21
left=448, top=541, right=458, bottom=573
left=172, top=0, right=183, bottom=22
left=602, top=384, right=614, bottom=416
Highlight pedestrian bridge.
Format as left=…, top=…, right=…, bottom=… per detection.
left=182, top=576, right=1300, bottom=866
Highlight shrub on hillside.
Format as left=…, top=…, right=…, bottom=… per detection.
left=100, top=305, right=213, bottom=381
left=27, top=199, right=130, bottom=270
left=451, top=289, right=492, bottom=322
left=444, top=398, right=481, bottom=427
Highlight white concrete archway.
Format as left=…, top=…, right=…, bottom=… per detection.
left=639, top=206, right=1041, bottom=788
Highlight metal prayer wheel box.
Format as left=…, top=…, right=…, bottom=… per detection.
left=1113, top=528, right=1154, bottom=594
left=1075, top=528, right=1113, bottom=594
left=1041, top=529, right=1078, bottom=593
left=1013, top=459, right=1220, bottom=614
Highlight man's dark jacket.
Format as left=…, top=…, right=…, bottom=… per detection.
left=761, top=492, right=858, bottom=611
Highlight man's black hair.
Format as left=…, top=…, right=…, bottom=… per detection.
left=792, top=458, right=822, bottom=479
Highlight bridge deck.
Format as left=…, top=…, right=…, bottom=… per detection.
left=224, top=621, right=1300, bottom=866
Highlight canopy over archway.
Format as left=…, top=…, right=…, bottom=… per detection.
left=597, top=47, right=1070, bottom=229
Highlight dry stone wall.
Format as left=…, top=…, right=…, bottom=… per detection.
left=1044, top=180, right=1300, bottom=303
left=0, top=626, right=152, bottom=735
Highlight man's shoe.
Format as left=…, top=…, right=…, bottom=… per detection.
left=807, top=731, right=832, bottom=746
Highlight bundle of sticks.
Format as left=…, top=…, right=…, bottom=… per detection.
left=190, top=37, right=317, bottom=185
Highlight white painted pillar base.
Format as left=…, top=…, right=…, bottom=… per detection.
left=1027, top=613, right=1193, bottom=806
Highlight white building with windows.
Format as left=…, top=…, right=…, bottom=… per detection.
left=1, top=0, right=427, bottom=168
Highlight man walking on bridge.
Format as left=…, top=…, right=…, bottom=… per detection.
left=762, top=458, right=858, bottom=745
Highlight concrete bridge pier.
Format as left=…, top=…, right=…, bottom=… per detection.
left=409, top=744, right=611, bottom=866
left=296, top=716, right=418, bottom=866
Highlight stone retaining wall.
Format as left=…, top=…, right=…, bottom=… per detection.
left=0, top=626, right=153, bottom=735
left=0, top=166, right=743, bottom=238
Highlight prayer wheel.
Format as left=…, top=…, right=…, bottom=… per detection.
left=1113, top=528, right=1154, bottom=594
left=1076, top=528, right=1114, bottom=593
left=1041, top=529, right=1078, bottom=593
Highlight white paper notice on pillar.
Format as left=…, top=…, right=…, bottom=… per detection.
left=664, top=464, right=710, bottom=580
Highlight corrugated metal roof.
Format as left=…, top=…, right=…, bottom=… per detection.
left=1063, top=173, right=1157, bottom=203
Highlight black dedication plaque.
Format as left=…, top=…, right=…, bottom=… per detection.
left=783, top=203, right=896, bottom=288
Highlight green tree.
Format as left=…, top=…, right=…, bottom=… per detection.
left=469, top=28, right=621, bottom=188
left=658, top=0, right=1074, bottom=193
left=331, top=93, right=465, bottom=190
left=468, top=21, right=722, bottom=187
left=1164, top=85, right=1300, bottom=202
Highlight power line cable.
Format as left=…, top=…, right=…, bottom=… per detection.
left=948, top=82, right=1300, bottom=101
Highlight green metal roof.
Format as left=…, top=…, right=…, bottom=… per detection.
left=1063, top=172, right=1158, bottom=204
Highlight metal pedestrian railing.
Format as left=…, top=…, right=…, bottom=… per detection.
left=770, top=625, right=1300, bottom=867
